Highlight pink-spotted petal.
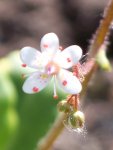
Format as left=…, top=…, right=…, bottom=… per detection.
left=40, top=33, right=59, bottom=55
left=54, top=45, right=82, bottom=69
left=20, top=47, right=41, bottom=69
left=56, top=69, right=82, bottom=94
left=22, top=72, right=51, bottom=94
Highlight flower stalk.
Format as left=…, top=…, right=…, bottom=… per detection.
left=89, top=0, right=113, bottom=57
left=37, top=113, right=67, bottom=150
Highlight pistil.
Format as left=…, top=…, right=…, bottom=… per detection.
left=46, top=61, right=60, bottom=75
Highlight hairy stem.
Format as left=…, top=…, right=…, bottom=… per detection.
left=89, top=0, right=113, bottom=57
left=37, top=0, right=113, bottom=149
left=37, top=113, right=66, bottom=150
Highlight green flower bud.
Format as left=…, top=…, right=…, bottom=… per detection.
left=57, top=100, right=72, bottom=113
left=68, top=111, right=85, bottom=128
left=96, top=45, right=112, bottom=71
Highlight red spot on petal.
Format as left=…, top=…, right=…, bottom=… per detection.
left=43, top=44, right=48, bottom=48
left=32, top=87, right=39, bottom=92
left=53, top=95, right=58, bottom=99
left=22, top=64, right=27, bottom=67
left=67, top=58, right=71, bottom=62
left=62, top=80, right=67, bottom=86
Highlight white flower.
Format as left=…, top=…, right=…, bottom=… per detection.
left=20, top=33, right=82, bottom=98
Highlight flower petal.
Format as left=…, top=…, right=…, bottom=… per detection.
left=20, top=47, right=41, bottom=69
left=40, top=33, right=59, bottom=56
left=54, top=45, right=82, bottom=69
left=56, top=69, right=82, bottom=94
left=22, top=72, right=51, bottom=94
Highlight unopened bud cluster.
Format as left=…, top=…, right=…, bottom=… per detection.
left=57, top=100, right=73, bottom=113
left=57, top=99, right=85, bottom=130
left=68, top=111, right=85, bottom=129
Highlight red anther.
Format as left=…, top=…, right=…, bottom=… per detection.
left=67, top=58, right=71, bottom=62
left=53, top=95, right=58, bottom=99
left=43, top=44, right=48, bottom=48
left=62, top=80, right=67, bottom=86
left=32, top=87, right=39, bottom=92
left=22, top=64, right=27, bottom=67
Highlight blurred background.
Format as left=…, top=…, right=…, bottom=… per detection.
left=0, top=0, right=113, bottom=150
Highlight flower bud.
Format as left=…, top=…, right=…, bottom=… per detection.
left=68, top=111, right=85, bottom=128
left=96, top=45, right=112, bottom=71
left=57, top=100, right=72, bottom=113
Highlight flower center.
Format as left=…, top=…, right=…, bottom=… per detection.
left=46, top=62, right=60, bottom=75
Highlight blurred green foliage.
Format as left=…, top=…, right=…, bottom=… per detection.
left=0, top=51, right=66, bottom=150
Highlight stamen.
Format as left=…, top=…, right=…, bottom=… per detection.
left=21, top=74, right=26, bottom=79
left=40, top=74, right=48, bottom=79
left=21, top=73, right=30, bottom=79
left=21, top=72, right=37, bottom=79
left=53, top=75, right=58, bottom=99
left=53, top=95, right=58, bottom=99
